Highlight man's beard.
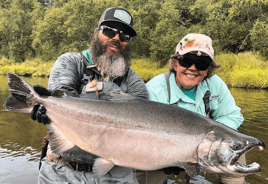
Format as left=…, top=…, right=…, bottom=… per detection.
left=90, top=33, right=132, bottom=79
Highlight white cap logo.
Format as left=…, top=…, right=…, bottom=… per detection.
left=114, top=10, right=131, bottom=24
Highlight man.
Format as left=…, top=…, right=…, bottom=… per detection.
left=32, top=7, right=149, bottom=184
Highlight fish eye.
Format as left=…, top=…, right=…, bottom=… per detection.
left=233, top=142, right=242, bottom=150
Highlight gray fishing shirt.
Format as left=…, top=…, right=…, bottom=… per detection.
left=40, top=49, right=148, bottom=184
left=47, top=49, right=149, bottom=100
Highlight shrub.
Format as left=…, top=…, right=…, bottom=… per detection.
left=214, top=52, right=268, bottom=88
left=0, top=57, right=15, bottom=67
left=1, top=52, right=268, bottom=89
left=131, top=58, right=169, bottom=82
left=0, top=57, right=54, bottom=77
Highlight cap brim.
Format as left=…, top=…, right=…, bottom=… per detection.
left=100, top=20, right=137, bottom=37
left=178, top=47, right=214, bottom=60
left=170, top=53, right=181, bottom=59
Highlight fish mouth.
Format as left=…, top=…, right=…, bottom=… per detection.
left=229, top=140, right=265, bottom=174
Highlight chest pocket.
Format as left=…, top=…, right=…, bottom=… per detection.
left=80, top=67, right=101, bottom=94
left=210, top=95, right=220, bottom=110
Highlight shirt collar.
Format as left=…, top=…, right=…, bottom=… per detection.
left=82, top=49, right=94, bottom=66
left=169, top=73, right=210, bottom=105
left=169, top=73, right=195, bottom=104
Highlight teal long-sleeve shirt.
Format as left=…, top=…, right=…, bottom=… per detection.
left=146, top=73, right=244, bottom=130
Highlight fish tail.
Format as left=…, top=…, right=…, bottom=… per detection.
left=3, top=73, right=39, bottom=113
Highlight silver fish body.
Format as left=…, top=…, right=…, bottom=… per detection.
left=4, top=73, right=265, bottom=179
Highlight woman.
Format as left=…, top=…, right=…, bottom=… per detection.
left=146, top=33, right=245, bottom=184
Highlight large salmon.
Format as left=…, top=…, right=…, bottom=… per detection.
left=3, top=73, right=265, bottom=179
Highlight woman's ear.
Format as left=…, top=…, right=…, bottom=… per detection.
left=170, top=58, right=177, bottom=70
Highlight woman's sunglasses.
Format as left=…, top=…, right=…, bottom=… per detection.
left=173, top=55, right=212, bottom=71
left=99, top=25, right=130, bottom=42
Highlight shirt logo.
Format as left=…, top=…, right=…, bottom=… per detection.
left=114, top=10, right=131, bottom=24
left=211, top=94, right=219, bottom=99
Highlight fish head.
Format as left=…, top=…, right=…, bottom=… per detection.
left=197, top=130, right=265, bottom=177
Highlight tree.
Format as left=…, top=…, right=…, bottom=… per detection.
left=150, top=0, right=196, bottom=66
left=2, top=0, right=268, bottom=63
left=117, top=0, right=162, bottom=57
left=192, top=0, right=268, bottom=53
left=32, top=0, right=116, bottom=61
left=0, top=0, right=12, bottom=9
left=0, top=0, right=38, bottom=62
left=251, top=19, right=268, bottom=59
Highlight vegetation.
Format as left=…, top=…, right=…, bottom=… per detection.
left=1, top=0, right=268, bottom=88
left=131, top=57, right=169, bottom=82
left=0, top=57, right=54, bottom=77
left=214, top=52, right=268, bottom=89
left=1, top=0, right=268, bottom=63
left=1, top=52, right=268, bottom=89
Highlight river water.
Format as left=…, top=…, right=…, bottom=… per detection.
left=0, top=75, right=267, bottom=184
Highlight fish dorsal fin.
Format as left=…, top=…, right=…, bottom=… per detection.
left=182, top=162, right=200, bottom=179
left=93, top=158, right=115, bottom=178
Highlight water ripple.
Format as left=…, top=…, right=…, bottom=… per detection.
left=0, top=140, right=41, bottom=162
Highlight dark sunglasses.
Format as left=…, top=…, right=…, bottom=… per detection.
left=99, top=25, right=130, bottom=42
left=173, top=55, right=212, bottom=71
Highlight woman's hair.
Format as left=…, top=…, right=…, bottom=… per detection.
left=205, top=61, right=220, bottom=80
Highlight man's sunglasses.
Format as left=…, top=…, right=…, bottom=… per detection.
left=172, top=55, right=212, bottom=71
left=99, top=25, right=130, bottom=42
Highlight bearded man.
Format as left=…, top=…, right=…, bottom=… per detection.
left=31, top=7, right=149, bottom=184
left=47, top=7, right=148, bottom=99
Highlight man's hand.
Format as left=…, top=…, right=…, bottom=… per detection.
left=31, top=103, right=49, bottom=125
left=33, top=84, right=53, bottom=96
left=30, top=84, right=52, bottom=125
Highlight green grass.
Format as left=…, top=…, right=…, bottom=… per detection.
left=1, top=52, right=268, bottom=88
left=0, top=57, right=54, bottom=77
left=214, top=52, right=268, bottom=88
left=131, top=57, right=169, bottom=82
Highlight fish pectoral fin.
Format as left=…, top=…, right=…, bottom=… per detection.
left=109, top=91, right=137, bottom=101
left=182, top=162, right=200, bottom=179
left=93, top=158, right=115, bottom=179
left=62, top=145, right=97, bottom=165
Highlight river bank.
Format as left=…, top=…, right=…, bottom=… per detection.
left=1, top=52, right=268, bottom=89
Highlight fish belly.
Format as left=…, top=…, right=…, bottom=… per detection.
left=46, top=106, right=200, bottom=170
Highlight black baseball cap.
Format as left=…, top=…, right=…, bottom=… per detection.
left=98, top=7, right=137, bottom=37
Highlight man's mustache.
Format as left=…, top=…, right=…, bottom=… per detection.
left=105, top=41, right=122, bottom=52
